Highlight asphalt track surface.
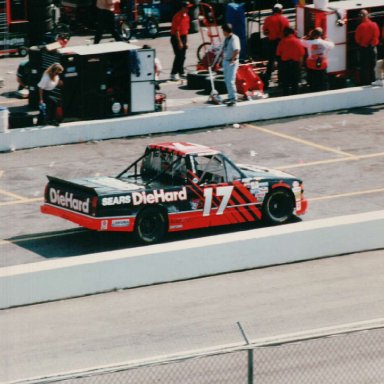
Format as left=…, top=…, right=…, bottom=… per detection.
left=1, top=106, right=384, bottom=266
left=1, top=29, right=384, bottom=384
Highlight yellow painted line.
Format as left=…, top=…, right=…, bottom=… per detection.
left=276, top=151, right=384, bottom=170
left=309, top=188, right=384, bottom=202
left=244, top=123, right=358, bottom=158
left=0, top=188, right=28, bottom=200
left=0, top=197, right=43, bottom=206
left=276, top=156, right=357, bottom=170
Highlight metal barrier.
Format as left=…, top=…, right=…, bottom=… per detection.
left=12, top=321, right=384, bottom=384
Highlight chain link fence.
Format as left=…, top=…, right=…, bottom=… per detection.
left=14, top=325, right=384, bottom=384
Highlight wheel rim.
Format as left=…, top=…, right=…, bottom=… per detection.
left=267, top=191, right=292, bottom=222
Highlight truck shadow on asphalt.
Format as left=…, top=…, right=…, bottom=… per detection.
left=9, top=217, right=302, bottom=259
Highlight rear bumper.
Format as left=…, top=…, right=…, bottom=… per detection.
left=41, top=204, right=135, bottom=232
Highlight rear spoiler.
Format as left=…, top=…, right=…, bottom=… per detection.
left=46, top=175, right=97, bottom=194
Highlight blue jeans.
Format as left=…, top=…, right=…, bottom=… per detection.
left=223, top=60, right=239, bottom=101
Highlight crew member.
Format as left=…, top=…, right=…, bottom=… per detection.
left=222, top=23, right=240, bottom=106
left=262, top=3, right=289, bottom=89
left=94, top=0, right=122, bottom=44
left=301, top=27, right=334, bottom=92
left=276, top=27, right=305, bottom=96
left=170, top=1, right=190, bottom=81
left=355, top=9, right=380, bottom=85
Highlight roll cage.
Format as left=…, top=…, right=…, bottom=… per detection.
left=116, top=148, right=246, bottom=186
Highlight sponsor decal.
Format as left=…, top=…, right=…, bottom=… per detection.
left=102, top=187, right=188, bottom=207
left=101, top=220, right=108, bottom=230
left=132, top=187, right=187, bottom=205
left=102, top=195, right=132, bottom=206
left=49, top=188, right=90, bottom=213
left=112, top=219, right=130, bottom=228
left=0, top=37, right=25, bottom=45
left=170, top=224, right=183, bottom=229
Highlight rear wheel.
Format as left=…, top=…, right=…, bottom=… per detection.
left=134, top=207, right=167, bottom=244
left=262, top=188, right=294, bottom=225
left=18, top=46, right=28, bottom=57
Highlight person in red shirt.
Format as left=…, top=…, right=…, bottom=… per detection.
left=262, top=3, right=289, bottom=89
left=355, top=9, right=380, bottom=85
left=276, top=27, right=305, bottom=96
left=170, top=1, right=191, bottom=81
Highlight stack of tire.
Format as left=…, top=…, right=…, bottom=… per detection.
left=187, top=69, right=226, bottom=95
left=27, top=0, right=55, bottom=45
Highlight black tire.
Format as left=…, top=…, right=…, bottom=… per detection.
left=204, top=76, right=225, bottom=94
left=187, top=70, right=212, bottom=89
left=262, top=188, right=295, bottom=225
left=145, top=18, right=159, bottom=38
left=134, top=207, right=167, bottom=244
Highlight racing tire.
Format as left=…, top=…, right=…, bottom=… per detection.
left=134, top=207, right=167, bottom=244
left=262, top=188, right=295, bottom=225
left=187, top=70, right=212, bottom=90
left=145, top=18, right=159, bottom=38
left=206, top=75, right=226, bottom=94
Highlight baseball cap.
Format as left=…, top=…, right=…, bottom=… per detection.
left=273, top=3, right=283, bottom=10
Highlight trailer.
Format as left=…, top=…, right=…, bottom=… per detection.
left=0, top=0, right=28, bottom=56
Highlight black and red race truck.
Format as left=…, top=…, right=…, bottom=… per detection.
left=41, top=142, right=308, bottom=244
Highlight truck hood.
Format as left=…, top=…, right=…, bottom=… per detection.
left=238, top=164, right=297, bottom=180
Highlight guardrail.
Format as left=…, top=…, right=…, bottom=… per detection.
left=1, top=210, right=384, bottom=309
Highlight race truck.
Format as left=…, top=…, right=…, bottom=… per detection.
left=41, top=142, right=308, bottom=244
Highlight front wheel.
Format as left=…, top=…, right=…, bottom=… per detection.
left=134, top=207, right=167, bottom=244
left=262, top=188, right=294, bottom=225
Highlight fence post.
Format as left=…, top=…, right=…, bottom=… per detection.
left=237, top=321, right=254, bottom=384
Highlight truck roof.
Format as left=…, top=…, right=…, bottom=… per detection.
left=148, top=142, right=220, bottom=156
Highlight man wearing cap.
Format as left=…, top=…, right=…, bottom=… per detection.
left=301, top=27, right=334, bottom=92
left=170, top=1, right=191, bottom=81
left=355, top=9, right=380, bottom=85
left=262, top=3, right=289, bottom=89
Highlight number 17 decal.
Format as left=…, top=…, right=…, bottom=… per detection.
left=203, top=186, right=234, bottom=216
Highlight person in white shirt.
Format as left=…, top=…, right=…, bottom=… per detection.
left=222, top=23, right=241, bottom=106
left=301, top=27, right=334, bottom=92
left=38, top=63, right=64, bottom=126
